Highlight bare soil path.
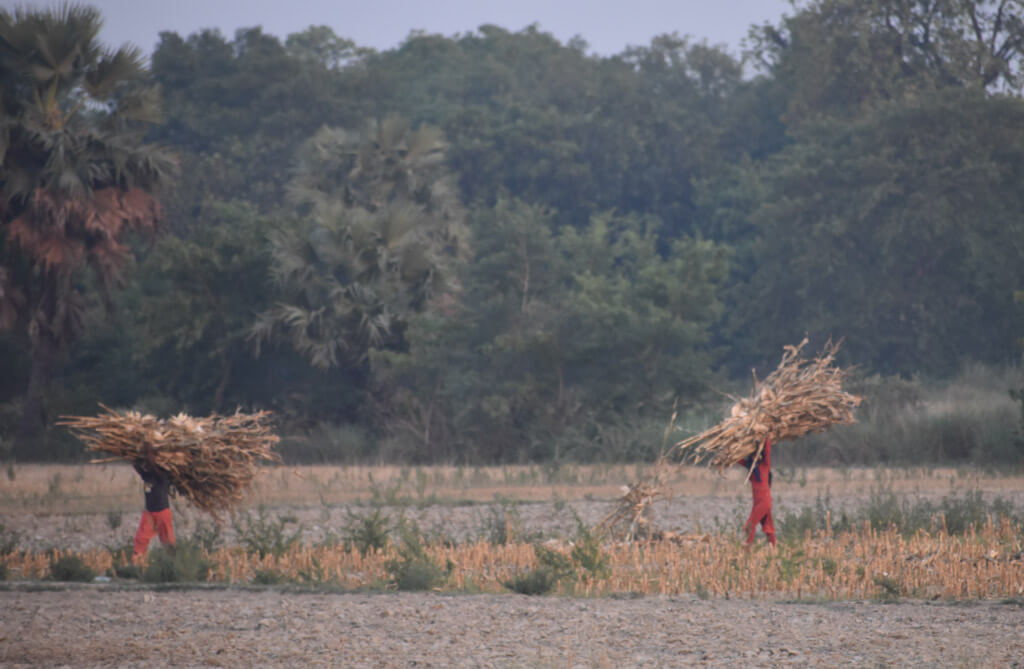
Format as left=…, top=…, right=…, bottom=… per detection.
left=2, top=587, right=1023, bottom=667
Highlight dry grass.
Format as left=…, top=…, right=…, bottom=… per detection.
left=2, top=463, right=1023, bottom=515
left=602, top=340, right=861, bottom=539
left=6, top=520, right=1022, bottom=601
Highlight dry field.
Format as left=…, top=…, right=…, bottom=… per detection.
left=2, top=463, right=1024, bottom=666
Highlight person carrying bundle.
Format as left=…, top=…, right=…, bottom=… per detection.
left=739, top=438, right=775, bottom=548
left=131, top=442, right=176, bottom=562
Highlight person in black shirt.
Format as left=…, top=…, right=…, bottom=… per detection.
left=131, top=442, right=176, bottom=562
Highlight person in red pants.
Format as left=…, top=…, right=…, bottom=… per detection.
left=131, top=443, right=176, bottom=562
left=740, top=438, right=776, bottom=548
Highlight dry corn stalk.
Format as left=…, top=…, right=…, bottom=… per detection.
left=60, top=405, right=280, bottom=516
left=670, top=338, right=861, bottom=470
left=598, top=404, right=679, bottom=540
left=601, top=339, right=860, bottom=540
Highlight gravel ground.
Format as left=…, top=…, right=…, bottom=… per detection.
left=2, top=587, right=1023, bottom=667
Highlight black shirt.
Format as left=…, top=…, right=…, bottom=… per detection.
left=134, top=462, right=171, bottom=512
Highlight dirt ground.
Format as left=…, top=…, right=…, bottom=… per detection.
left=2, top=586, right=1023, bottom=667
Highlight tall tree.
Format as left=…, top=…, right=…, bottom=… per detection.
left=252, top=117, right=469, bottom=371
left=749, top=0, right=1024, bottom=124
left=730, top=90, right=1024, bottom=374
left=374, top=199, right=728, bottom=462
left=0, top=4, right=176, bottom=448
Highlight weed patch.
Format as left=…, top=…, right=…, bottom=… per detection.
left=49, top=554, right=95, bottom=582
left=232, top=508, right=302, bottom=558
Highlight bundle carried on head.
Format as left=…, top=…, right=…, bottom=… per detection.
left=60, top=406, right=280, bottom=516
left=670, top=338, right=861, bottom=470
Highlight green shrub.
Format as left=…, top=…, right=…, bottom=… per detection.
left=0, top=523, right=21, bottom=556
left=344, top=507, right=391, bottom=555
left=778, top=485, right=1022, bottom=539
left=534, top=543, right=574, bottom=582
left=189, top=518, right=224, bottom=552
left=776, top=493, right=851, bottom=543
left=141, top=543, right=209, bottom=583
left=252, top=568, right=286, bottom=585
left=105, top=510, right=123, bottom=531
left=873, top=575, right=901, bottom=602
left=479, top=497, right=524, bottom=545
left=569, top=513, right=609, bottom=580
left=392, top=560, right=446, bottom=591
left=50, top=554, right=96, bottom=582
left=504, top=567, right=558, bottom=595
left=232, top=508, right=302, bottom=558
left=385, top=527, right=450, bottom=591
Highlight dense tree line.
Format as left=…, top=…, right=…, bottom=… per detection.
left=2, top=1, right=1023, bottom=462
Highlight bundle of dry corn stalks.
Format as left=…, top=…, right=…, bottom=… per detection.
left=600, top=339, right=860, bottom=541
left=60, top=406, right=280, bottom=516
left=670, top=338, right=861, bottom=470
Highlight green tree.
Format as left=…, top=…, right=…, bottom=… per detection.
left=730, top=90, right=1024, bottom=374
left=749, top=0, right=1024, bottom=124
left=374, top=199, right=728, bottom=462
left=0, top=4, right=176, bottom=447
left=252, top=118, right=469, bottom=371
left=131, top=201, right=273, bottom=411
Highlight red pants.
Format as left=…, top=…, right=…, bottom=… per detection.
left=745, top=490, right=776, bottom=545
left=133, top=509, right=175, bottom=560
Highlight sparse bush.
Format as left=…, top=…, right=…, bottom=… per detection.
left=232, top=508, right=302, bottom=558
left=778, top=485, right=1022, bottom=539
left=344, top=507, right=391, bottom=555
left=479, top=498, right=523, bottom=545
left=142, top=542, right=209, bottom=583
left=569, top=512, right=609, bottom=580
left=106, top=510, right=123, bottom=531
left=252, top=568, right=286, bottom=585
left=385, top=526, right=450, bottom=591
left=873, top=575, right=901, bottom=601
left=189, top=518, right=224, bottom=552
left=0, top=523, right=21, bottom=556
left=49, top=554, right=96, bottom=582
left=534, top=543, right=574, bottom=583
left=777, top=492, right=851, bottom=543
left=504, top=567, right=558, bottom=595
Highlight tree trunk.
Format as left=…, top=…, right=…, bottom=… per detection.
left=15, top=353, right=51, bottom=455
left=212, top=354, right=233, bottom=412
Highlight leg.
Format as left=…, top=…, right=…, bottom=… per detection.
left=746, top=496, right=771, bottom=545
left=152, top=509, right=176, bottom=555
left=744, top=505, right=762, bottom=545
left=761, top=508, right=776, bottom=546
left=132, top=511, right=157, bottom=562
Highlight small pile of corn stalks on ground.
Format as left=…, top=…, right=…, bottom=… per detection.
left=60, top=406, right=280, bottom=516
left=601, top=339, right=861, bottom=541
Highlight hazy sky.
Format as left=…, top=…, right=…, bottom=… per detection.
left=13, top=0, right=796, bottom=58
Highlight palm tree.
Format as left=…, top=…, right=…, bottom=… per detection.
left=251, top=118, right=468, bottom=370
left=0, top=4, right=176, bottom=446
